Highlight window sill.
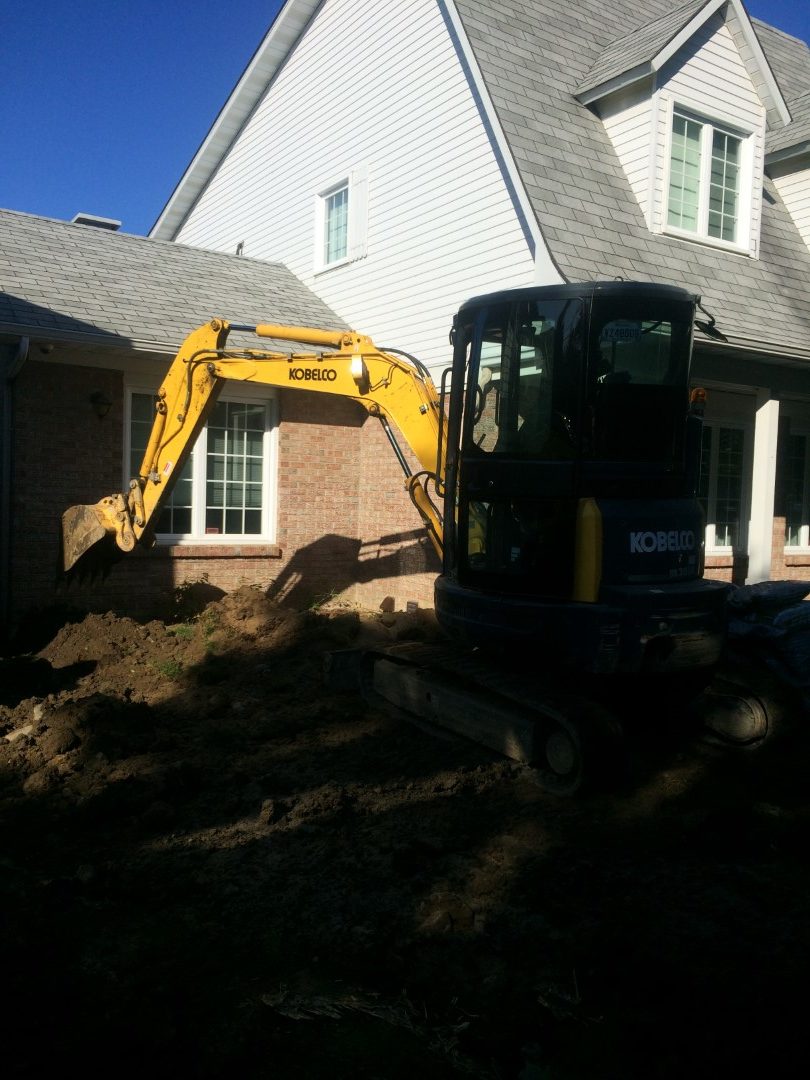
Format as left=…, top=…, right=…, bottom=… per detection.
left=314, top=256, right=351, bottom=276
left=785, top=551, right=810, bottom=566
left=705, top=552, right=736, bottom=566
left=661, top=227, right=751, bottom=258
left=137, top=542, right=282, bottom=559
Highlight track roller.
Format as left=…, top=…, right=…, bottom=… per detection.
left=530, top=699, right=624, bottom=796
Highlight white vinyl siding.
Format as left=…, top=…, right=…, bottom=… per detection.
left=771, top=162, right=810, bottom=255
left=172, top=0, right=540, bottom=371
left=597, top=82, right=655, bottom=226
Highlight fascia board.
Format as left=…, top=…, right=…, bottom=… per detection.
left=766, top=142, right=810, bottom=167
left=576, top=63, right=653, bottom=106
left=698, top=333, right=810, bottom=365
left=0, top=321, right=177, bottom=354
left=652, top=0, right=725, bottom=71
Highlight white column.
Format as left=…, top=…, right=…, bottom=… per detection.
left=747, top=391, right=779, bottom=584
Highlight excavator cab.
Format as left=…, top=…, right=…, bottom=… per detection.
left=435, top=281, right=729, bottom=681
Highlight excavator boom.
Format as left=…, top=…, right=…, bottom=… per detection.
left=62, top=318, right=446, bottom=572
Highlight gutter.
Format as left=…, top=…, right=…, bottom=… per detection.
left=0, top=322, right=295, bottom=358
left=695, top=332, right=810, bottom=365
left=0, top=337, right=30, bottom=642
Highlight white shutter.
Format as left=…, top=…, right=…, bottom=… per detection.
left=349, top=165, right=369, bottom=261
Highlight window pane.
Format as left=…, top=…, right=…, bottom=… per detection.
left=325, top=185, right=348, bottom=264
left=226, top=459, right=244, bottom=482
left=245, top=404, right=265, bottom=430
left=698, top=425, right=712, bottom=519
left=130, top=392, right=193, bottom=535
left=205, top=507, right=223, bottom=533
left=206, top=401, right=266, bottom=534
left=209, top=401, right=227, bottom=427
left=714, top=427, right=744, bottom=548
left=208, top=427, right=227, bottom=456
left=708, top=130, right=740, bottom=242
left=785, top=433, right=808, bottom=548
left=668, top=114, right=702, bottom=232
left=131, top=394, right=155, bottom=423
left=246, top=430, right=263, bottom=457
left=131, top=392, right=267, bottom=540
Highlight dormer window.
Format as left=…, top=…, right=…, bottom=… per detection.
left=665, top=107, right=751, bottom=250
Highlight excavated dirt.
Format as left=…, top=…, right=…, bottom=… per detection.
left=2, top=586, right=810, bottom=1079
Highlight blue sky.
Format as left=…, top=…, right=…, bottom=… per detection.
left=0, top=1, right=807, bottom=237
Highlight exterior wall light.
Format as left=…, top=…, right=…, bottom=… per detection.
left=90, top=390, right=112, bottom=419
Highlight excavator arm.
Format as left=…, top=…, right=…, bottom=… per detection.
left=63, top=319, right=446, bottom=571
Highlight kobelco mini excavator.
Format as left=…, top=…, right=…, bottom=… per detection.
left=62, top=281, right=730, bottom=792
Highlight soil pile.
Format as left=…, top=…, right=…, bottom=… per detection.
left=2, top=587, right=809, bottom=1078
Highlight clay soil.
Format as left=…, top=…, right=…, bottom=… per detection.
left=2, top=587, right=809, bottom=1079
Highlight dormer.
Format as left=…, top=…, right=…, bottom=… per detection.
left=576, top=0, right=790, bottom=259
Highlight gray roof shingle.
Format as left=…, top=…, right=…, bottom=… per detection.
left=454, top=0, right=810, bottom=356
left=767, top=90, right=810, bottom=155
left=0, top=208, right=345, bottom=353
left=577, top=0, right=708, bottom=98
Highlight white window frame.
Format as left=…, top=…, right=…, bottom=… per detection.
left=699, top=418, right=753, bottom=554
left=782, top=425, right=810, bottom=552
left=125, top=383, right=279, bottom=545
left=662, top=99, right=753, bottom=254
left=314, top=165, right=369, bottom=273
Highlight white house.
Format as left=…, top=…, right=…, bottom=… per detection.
left=151, top=0, right=810, bottom=588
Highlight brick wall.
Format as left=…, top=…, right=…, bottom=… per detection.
left=704, top=519, right=810, bottom=587
left=11, top=359, right=130, bottom=623
left=25, top=353, right=810, bottom=632
left=8, top=359, right=441, bottom=633
left=771, top=516, right=810, bottom=582
left=354, top=412, right=440, bottom=611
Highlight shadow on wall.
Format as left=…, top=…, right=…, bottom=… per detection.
left=267, top=529, right=440, bottom=609
left=13, top=526, right=439, bottom=641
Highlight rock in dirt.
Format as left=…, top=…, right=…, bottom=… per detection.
left=4, top=724, right=34, bottom=743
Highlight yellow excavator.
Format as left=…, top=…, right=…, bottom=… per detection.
left=63, top=281, right=732, bottom=792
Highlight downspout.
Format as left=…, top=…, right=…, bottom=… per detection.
left=0, top=337, right=30, bottom=643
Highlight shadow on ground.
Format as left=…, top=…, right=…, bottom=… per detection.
left=1, top=589, right=809, bottom=1078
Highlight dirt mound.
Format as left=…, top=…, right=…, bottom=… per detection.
left=2, top=590, right=809, bottom=1078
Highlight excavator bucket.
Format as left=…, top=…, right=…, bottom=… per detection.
left=62, top=503, right=114, bottom=573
